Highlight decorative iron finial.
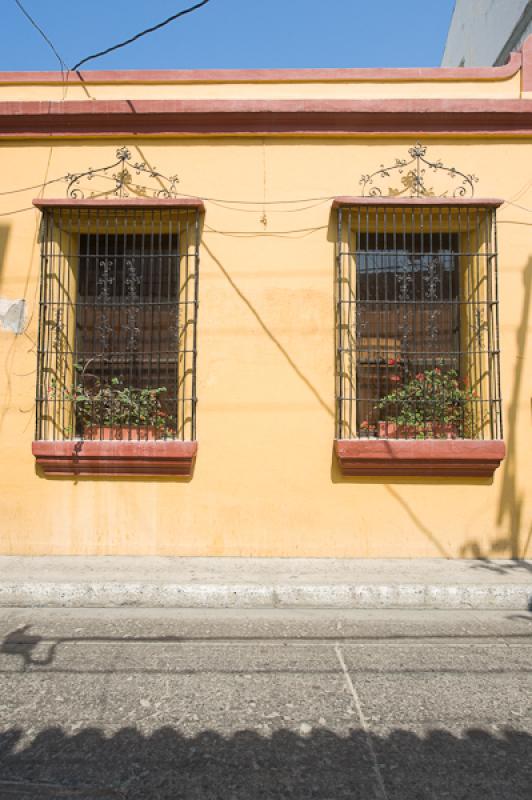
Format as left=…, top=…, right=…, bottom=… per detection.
left=359, top=143, right=478, bottom=199
left=65, top=147, right=179, bottom=199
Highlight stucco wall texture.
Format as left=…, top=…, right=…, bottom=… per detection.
left=0, top=55, right=530, bottom=559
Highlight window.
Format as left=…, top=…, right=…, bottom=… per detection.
left=334, top=200, right=505, bottom=477
left=33, top=201, right=201, bottom=476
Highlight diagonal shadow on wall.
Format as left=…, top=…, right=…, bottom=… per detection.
left=461, top=257, right=532, bottom=561
left=203, top=241, right=334, bottom=418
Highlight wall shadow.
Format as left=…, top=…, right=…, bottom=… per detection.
left=0, top=224, right=9, bottom=276
left=0, top=724, right=530, bottom=799
left=34, top=463, right=194, bottom=485
left=461, top=257, right=532, bottom=560
left=203, top=241, right=334, bottom=419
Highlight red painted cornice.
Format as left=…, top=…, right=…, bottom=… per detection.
left=33, top=197, right=205, bottom=210
left=0, top=98, right=531, bottom=137
left=0, top=52, right=522, bottom=85
left=332, top=197, right=505, bottom=208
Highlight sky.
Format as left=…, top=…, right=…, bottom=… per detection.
left=1, top=0, right=456, bottom=72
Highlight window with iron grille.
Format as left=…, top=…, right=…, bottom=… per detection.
left=335, top=201, right=503, bottom=441
left=35, top=204, right=200, bottom=443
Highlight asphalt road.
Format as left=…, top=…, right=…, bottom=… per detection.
left=0, top=608, right=530, bottom=799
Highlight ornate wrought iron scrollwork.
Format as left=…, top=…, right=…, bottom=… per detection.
left=96, top=258, right=114, bottom=351
left=424, top=257, right=442, bottom=343
left=65, top=146, right=180, bottom=200
left=124, top=258, right=141, bottom=353
left=360, top=143, right=478, bottom=199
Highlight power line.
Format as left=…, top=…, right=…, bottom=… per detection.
left=0, top=177, right=67, bottom=197
left=71, top=0, right=212, bottom=72
left=0, top=170, right=531, bottom=214
left=0, top=206, right=35, bottom=217
left=13, top=0, right=67, bottom=78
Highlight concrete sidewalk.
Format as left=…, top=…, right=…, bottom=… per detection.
left=0, top=557, right=531, bottom=610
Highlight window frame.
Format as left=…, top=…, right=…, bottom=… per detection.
left=32, top=197, right=204, bottom=478
left=333, top=197, right=505, bottom=478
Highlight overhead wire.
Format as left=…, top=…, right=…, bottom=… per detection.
left=0, top=206, right=36, bottom=217
left=204, top=224, right=328, bottom=238
left=13, top=0, right=68, bottom=84
left=71, top=0, right=212, bottom=72
left=1, top=175, right=531, bottom=213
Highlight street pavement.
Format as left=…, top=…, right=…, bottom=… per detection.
left=0, top=608, right=530, bottom=799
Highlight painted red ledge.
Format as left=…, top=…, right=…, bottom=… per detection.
left=0, top=51, right=522, bottom=85
left=332, top=197, right=504, bottom=209
left=33, top=197, right=205, bottom=211
left=334, top=439, right=505, bottom=478
left=32, top=440, right=197, bottom=477
left=0, top=99, right=531, bottom=137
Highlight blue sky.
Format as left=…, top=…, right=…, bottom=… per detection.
left=1, top=0, right=456, bottom=72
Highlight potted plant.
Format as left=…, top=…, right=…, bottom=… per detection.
left=375, top=366, right=476, bottom=439
left=58, top=375, right=176, bottom=440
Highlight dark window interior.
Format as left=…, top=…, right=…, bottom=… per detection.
left=355, top=232, right=461, bottom=434
left=75, top=233, right=181, bottom=432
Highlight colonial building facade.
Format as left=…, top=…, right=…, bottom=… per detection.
left=0, top=38, right=531, bottom=557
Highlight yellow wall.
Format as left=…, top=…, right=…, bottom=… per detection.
left=0, top=83, right=531, bottom=559
left=0, top=72, right=521, bottom=101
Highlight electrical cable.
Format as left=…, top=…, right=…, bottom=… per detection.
left=0, top=174, right=337, bottom=207
left=501, top=199, right=532, bottom=213
left=0, top=206, right=36, bottom=217
left=71, top=0, right=212, bottom=72
left=204, top=223, right=328, bottom=237
left=0, top=176, right=67, bottom=196
left=206, top=198, right=331, bottom=213
left=13, top=0, right=68, bottom=78
left=0, top=174, right=531, bottom=216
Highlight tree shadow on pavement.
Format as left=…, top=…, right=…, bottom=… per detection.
left=0, top=724, right=531, bottom=800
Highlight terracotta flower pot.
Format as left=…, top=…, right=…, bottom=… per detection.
left=83, top=425, right=165, bottom=441
left=377, top=421, right=457, bottom=439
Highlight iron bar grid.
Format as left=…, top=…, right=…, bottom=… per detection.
left=335, top=204, right=502, bottom=441
left=35, top=206, right=200, bottom=442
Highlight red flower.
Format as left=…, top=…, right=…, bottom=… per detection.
left=416, top=373, right=425, bottom=380
left=388, top=358, right=396, bottom=366
left=390, top=375, right=401, bottom=382
left=434, top=367, right=441, bottom=374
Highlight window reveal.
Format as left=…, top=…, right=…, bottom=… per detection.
left=36, top=206, right=200, bottom=442
left=336, top=204, right=502, bottom=441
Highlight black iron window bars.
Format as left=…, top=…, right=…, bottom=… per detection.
left=35, top=205, right=200, bottom=442
left=336, top=202, right=503, bottom=441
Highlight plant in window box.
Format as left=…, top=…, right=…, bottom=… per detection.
left=375, top=366, right=476, bottom=440
left=56, top=373, right=176, bottom=440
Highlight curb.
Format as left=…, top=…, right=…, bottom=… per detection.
left=0, top=582, right=530, bottom=610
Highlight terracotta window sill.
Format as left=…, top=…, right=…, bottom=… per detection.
left=334, top=439, right=505, bottom=478
left=33, top=440, right=197, bottom=477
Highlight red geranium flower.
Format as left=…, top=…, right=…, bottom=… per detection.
left=388, top=358, right=396, bottom=366
left=390, top=375, right=401, bottom=382
left=416, top=373, right=425, bottom=380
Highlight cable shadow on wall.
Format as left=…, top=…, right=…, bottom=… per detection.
left=203, top=241, right=334, bottom=419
